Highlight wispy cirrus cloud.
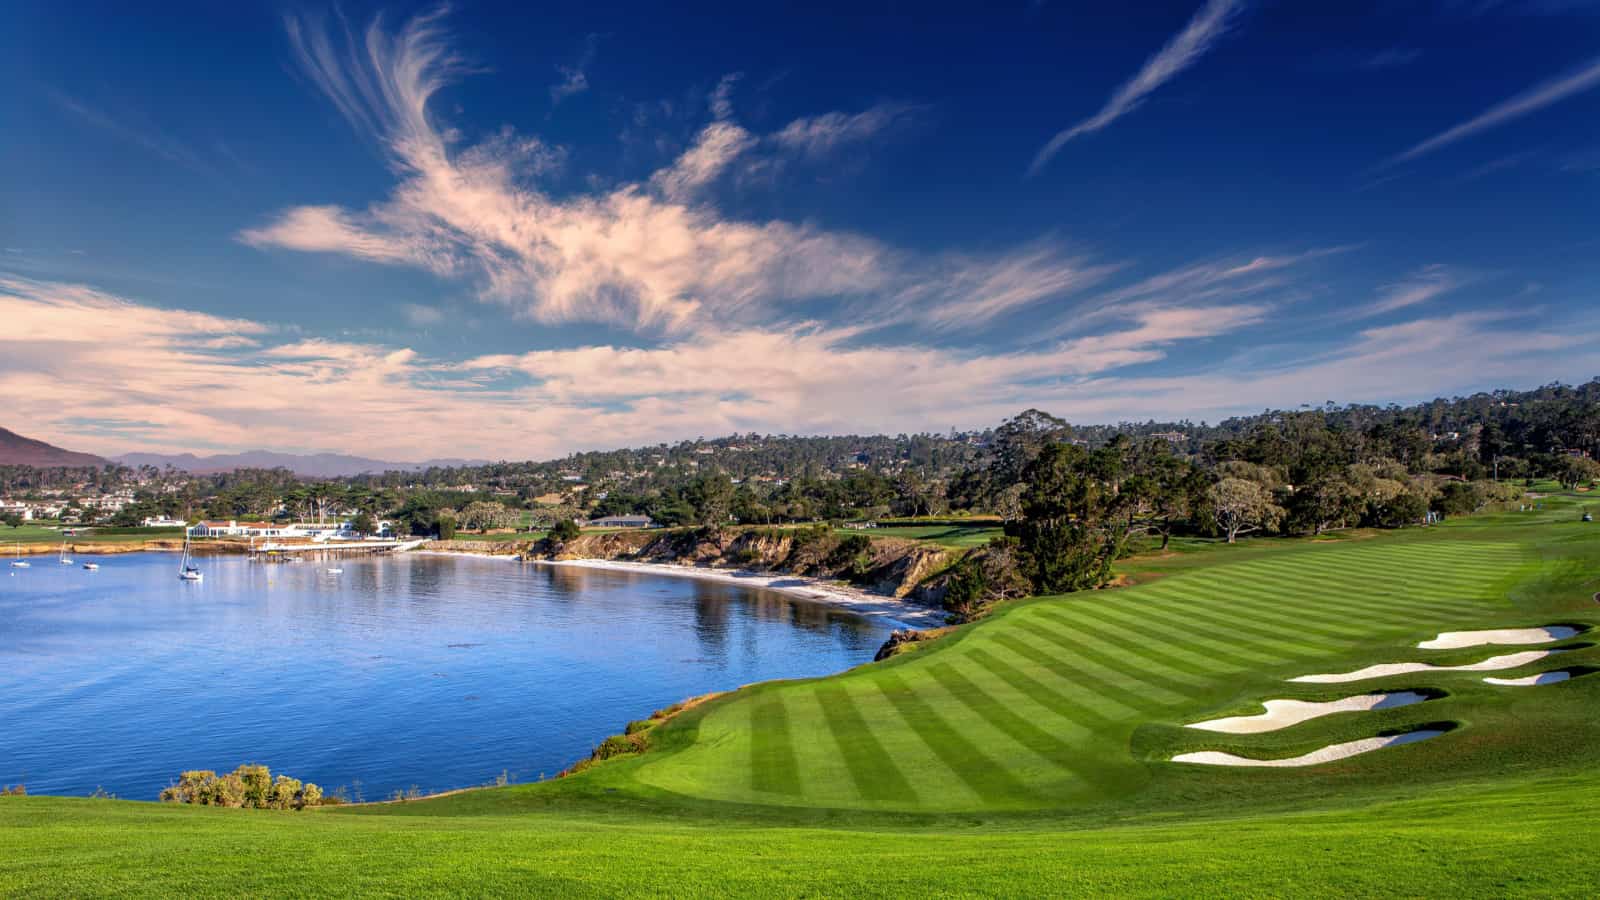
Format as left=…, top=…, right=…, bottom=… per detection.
left=1358, top=47, right=1423, bottom=70
left=1382, top=54, right=1600, bottom=166
left=770, top=102, right=921, bottom=160
left=1028, top=0, right=1247, bottom=175
left=549, top=33, right=599, bottom=105
left=241, top=7, right=1105, bottom=336
left=47, top=91, right=220, bottom=179
left=1349, top=264, right=1464, bottom=319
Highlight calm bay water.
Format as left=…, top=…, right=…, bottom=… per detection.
left=0, top=552, right=889, bottom=799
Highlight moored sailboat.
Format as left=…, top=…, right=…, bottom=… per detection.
left=178, top=532, right=203, bottom=582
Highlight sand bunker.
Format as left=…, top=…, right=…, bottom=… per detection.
left=1185, top=691, right=1429, bottom=734
left=1290, top=649, right=1563, bottom=684
left=1172, top=729, right=1445, bottom=767
left=1483, top=671, right=1573, bottom=687
left=1417, top=626, right=1579, bottom=650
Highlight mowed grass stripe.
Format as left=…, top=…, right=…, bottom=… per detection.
left=1048, top=598, right=1329, bottom=665
left=986, top=631, right=1170, bottom=717
left=780, top=687, right=868, bottom=808
left=1022, top=619, right=1211, bottom=700
left=1220, top=554, right=1502, bottom=604
left=963, top=645, right=1126, bottom=734
left=1080, top=587, right=1347, bottom=651
left=1031, top=606, right=1273, bottom=676
left=749, top=692, right=802, bottom=796
left=1169, top=570, right=1474, bottom=626
left=924, top=661, right=1095, bottom=787
left=874, top=671, right=1036, bottom=805
left=1126, top=587, right=1372, bottom=650
left=1145, top=581, right=1401, bottom=639
left=812, top=684, right=917, bottom=805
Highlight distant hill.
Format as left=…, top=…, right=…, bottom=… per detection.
left=0, top=427, right=107, bottom=468
left=112, top=450, right=486, bottom=478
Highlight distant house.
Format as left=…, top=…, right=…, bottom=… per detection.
left=1149, top=431, right=1187, bottom=443
left=584, top=515, right=654, bottom=529
left=141, top=517, right=187, bottom=528
left=188, top=520, right=305, bottom=539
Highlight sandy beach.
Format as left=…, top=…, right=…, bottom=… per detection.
left=530, top=558, right=949, bottom=630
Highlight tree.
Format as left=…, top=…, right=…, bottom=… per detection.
left=1, top=513, right=20, bottom=529
left=941, top=537, right=1032, bottom=619
left=684, top=473, right=735, bottom=527
left=550, top=518, right=581, bottom=542
left=459, top=500, right=517, bottom=531
left=1207, top=477, right=1284, bottom=543
left=1010, top=442, right=1121, bottom=594
left=435, top=510, right=457, bottom=540
left=1556, top=455, right=1600, bottom=490
left=1287, top=473, right=1362, bottom=536
left=991, top=409, right=1071, bottom=495
left=349, top=512, right=377, bottom=536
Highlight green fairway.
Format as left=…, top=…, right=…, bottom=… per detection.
left=448, top=530, right=549, bottom=543
left=4, top=495, right=1599, bottom=896
left=1, top=524, right=181, bottom=545
left=836, top=523, right=1005, bottom=548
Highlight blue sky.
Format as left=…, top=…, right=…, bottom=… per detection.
left=2, top=0, right=1598, bottom=460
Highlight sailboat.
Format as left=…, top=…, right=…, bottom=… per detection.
left=59, top=540, right=73, bottom=565
left=9, top=542, right=28, bottom=569
left=178, top=532, right=203, bottom=582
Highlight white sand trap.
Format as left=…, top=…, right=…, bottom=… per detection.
left=1290, top=649, right=1564, bottom=684
left=1185, top=691, right=1429, bottom=734
left=1417, top=626, right=1578, bottom=650
left=1172, top=729, right=1445, bottom=767
left=1483, top=671, right=1573, bottom=687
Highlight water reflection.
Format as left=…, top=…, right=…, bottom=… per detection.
left=0, top=552, right=888, bottom=799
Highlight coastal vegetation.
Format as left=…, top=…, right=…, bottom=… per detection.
left=4, top=381, right=1598, bottom=549
left=159, top=765, right=327, bottom=810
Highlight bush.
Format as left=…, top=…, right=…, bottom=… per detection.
left=1, top=783, right=25, bottom=797
left=160, top=764, right=327, bottom=810
left=592, top=734, right=643, bottom=760
left=1368, top=491, right=1429, bottom=529
left=550, top=518, right=581, bottom=542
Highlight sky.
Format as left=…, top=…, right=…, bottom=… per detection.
left=2, top=0, right=1598, bottom=461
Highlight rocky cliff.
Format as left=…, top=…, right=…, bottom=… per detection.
left=527, top=526, right=956, bottom=604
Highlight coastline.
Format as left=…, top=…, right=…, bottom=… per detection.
left=530, top=557, right=948, bottom=630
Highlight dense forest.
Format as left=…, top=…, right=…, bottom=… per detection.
left=6, top=383, right=1598, bottom=581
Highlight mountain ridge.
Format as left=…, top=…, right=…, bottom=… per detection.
left=112, top=450, right=489, bottom=478
left=0, top=427, right=107, bottom=468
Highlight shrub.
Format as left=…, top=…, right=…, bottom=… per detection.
left=592, top=734, right=639, bottom=761
left=550, top=518, right=581, bottom=542
left=1, top=783, right=25, bottom=797
left=160, top=765, right=327, bottom=810
left=237, top=764, right=272, bottom=808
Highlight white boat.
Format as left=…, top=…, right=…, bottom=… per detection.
left=178, top=532, right=203, bottom=582
left=326, top=567, right=343, bottom=575
left=9, top=543, right=28, bottom=569
left=59, top=540, right=73, bottom=565
left=82, top=562, right=99, bottom=571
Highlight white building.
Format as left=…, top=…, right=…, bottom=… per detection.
left=142, top=517, right=188, bottom=528
left=188, top=520, right=300, bottom=539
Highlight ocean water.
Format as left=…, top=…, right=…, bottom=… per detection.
left=0, top=551, right=889, bottom=799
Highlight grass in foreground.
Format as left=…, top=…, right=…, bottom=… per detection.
left=4, top=495, right=1598, bottom=896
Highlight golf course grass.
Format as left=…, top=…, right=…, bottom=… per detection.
left=4, top=494, right=1598, bottom=896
